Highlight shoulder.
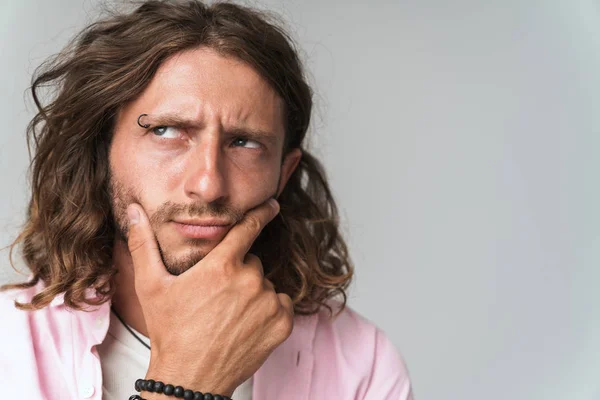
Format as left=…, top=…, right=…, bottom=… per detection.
left=0, top=279, right=105, bottom=343
left=0, top=282, right=55, bottom=393
left=311, top=299, right=401, bottom=356
left=0, top=281, right=41, bottom=319
left=0, top=279, right=64, bottom=317
left=0, top=280, right=65, bottom=339
left=308, top=300, right=414, bottom=399
left=313, top=300, right=380, bottom=343
left=0, top=281, right=106, bottom=397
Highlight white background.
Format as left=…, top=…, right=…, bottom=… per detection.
left=1, top=1, right=599, bottom=399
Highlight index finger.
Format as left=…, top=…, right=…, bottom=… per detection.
left=210, top=198, right=279, bottom=261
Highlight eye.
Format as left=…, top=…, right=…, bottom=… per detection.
left=151, top=126, right=180, bottom=139
left=232, top=137, right=261, bottom=149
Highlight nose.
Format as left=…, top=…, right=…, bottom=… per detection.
left=182, top=134, right=228, bottom=204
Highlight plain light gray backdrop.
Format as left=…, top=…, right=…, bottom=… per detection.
left=1, top=1, right=599, bottom=399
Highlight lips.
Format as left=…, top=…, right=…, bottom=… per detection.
left=171, top=220, right=231, bottom=240
left=173, top=217, right=233, bottom=225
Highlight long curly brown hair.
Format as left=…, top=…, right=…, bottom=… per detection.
left=1, top=0, right=353, bottom=317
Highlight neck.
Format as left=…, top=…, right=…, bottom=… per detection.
left=111, top=239, right=149, bottom=337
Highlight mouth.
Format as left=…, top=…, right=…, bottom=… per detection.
left=171, top=221, right=232, bottom=240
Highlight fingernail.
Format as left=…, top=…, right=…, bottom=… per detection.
left=269, top=198, right=280, bottom=212
left=127, top=206, right=140, bottom=225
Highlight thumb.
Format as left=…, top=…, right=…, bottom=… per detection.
left=126, top=203, right=171, bottom=296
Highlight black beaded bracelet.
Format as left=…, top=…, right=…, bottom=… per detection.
left=133, top=378, right=233, bottom=400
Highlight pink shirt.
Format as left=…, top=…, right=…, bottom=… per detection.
left=0, top=280, right=414, bottom=399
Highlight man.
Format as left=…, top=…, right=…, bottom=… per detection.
left=0, top=1, right=413, bottom=399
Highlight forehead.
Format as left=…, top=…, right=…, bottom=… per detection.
left=119, top=46, right=285, bottom=136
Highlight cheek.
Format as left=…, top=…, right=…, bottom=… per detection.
left=226, top=154, right=282, bottom=203
left=110, top=142, right=174, bottom=213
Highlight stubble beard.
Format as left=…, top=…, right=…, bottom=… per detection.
left=107, top=173, right=245, bottom=276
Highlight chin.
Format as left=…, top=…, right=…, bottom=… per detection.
left=159, top=245, right=211, bottom=276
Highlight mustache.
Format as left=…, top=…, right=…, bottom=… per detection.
left=149, top=200, right=246, bottom=226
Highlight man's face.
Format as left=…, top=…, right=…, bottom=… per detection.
left=109, top=47, right=301, bottom=275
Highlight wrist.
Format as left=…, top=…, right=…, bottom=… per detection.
left=145, top=363, right=234, bottom=396
left=136, top=377, right=234, bottom=400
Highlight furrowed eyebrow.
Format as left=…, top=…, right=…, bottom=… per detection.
left=140, top=113, right=202, bottom=129
left=225, top=127, right=279, bottom=145
left=138, top=113, right=279, bottom=145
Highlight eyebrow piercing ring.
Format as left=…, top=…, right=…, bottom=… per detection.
left=137, top=113, right=150, bottom=129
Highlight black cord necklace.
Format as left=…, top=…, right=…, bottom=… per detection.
left=111, top=306, right=151, bottom=351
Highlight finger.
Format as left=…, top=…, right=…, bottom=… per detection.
left=277, top=292, right=294, bottom=319
left=212, top=198, right=279, bottom=261
left=263, top=277, right=275, bottom=291
left=126, top=204, right=172, bottom=294
left=243, top=253, right=264, bottom=277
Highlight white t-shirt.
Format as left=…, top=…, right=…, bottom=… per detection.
left=97, top=310, right=253, bottom=399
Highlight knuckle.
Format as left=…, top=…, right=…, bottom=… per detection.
left=275, top=310, right=294, bottom=338
left=130, top=238, right=161, bottom=261
left=244, top=253, right=260, bottom=265
left=212, top=248, right=237, bottom=267
left=245, top=255, right=264, bottom=275
left=278, top=292, right=292, bottom=306
left=215, top=250, right=238, bottom=269
left=264, top=292, right=281, bottom=316
left=244, top=215, right=262, bottom=234
left=238, top=269, right=264, bottom=293
left=263, top=278, right=275, bottom=290
left=127, top=233, right=146, bottom=254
